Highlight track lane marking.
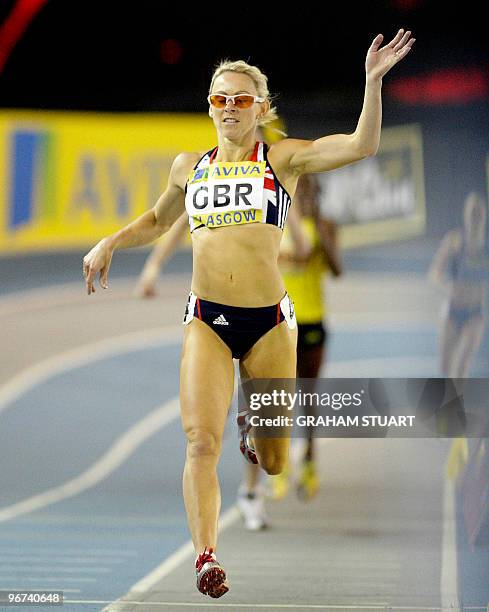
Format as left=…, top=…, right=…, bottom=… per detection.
left=0, top=326, right=182, bottom=416
left=0, top=397, right=180, bottom=523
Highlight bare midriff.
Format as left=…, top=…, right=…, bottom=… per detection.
left=190, top=223, right=285, bottom=307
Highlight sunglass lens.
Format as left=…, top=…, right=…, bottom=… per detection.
left=210, top=95, right=227, bottom=108
left=235, top=95, right=254, bottom=108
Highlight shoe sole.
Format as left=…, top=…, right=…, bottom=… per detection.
left=197, top=566, right=229, bottom=598
left=237, top=413, right=258, bottom=464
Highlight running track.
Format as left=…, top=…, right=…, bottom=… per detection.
left=0, top=241, right=487, bottom=610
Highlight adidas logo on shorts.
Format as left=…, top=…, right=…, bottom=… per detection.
left=213, top=314, right=229, bottom=326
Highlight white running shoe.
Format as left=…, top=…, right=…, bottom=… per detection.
left=237, top=487, right=269, bottom=531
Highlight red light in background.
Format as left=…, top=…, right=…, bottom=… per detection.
left=390, top=0, right=422, bottom=10
left=160, top=39, right=183, bottom=65
left=386, top=66, right=489, bottom=105
left=0, top=0, right=49, bottom=73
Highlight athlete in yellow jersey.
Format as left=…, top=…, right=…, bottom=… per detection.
left=275, top=173, right=342, bottom=500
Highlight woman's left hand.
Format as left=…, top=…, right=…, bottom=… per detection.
left=365, top=29, right=415, bottom=81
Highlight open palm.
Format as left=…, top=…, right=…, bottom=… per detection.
left=366, top=29, right=415, bottom=81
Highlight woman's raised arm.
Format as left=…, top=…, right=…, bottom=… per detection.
left=278, top=29, right=415, bottom=175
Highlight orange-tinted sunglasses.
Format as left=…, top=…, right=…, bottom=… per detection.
left=207, top=94, right=265, bottom=109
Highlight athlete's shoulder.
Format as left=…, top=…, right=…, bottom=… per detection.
left=267, top=138, right=310, bottom=174
left=172, top=151, right=204, bottom=173
left=268, top=137, right=305, bottom=157
left=170, top=151, right=207, bottom=188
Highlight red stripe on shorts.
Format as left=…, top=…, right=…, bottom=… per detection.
left=196, top=298, right=202, bottom=320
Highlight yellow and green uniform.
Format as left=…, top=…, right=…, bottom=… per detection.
left=280, top=216, right=328, bottom=327
left=271, top=214, right=328, bottom=502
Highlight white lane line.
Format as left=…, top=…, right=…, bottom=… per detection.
left=0, top=397, right=180, bottom=523
left=0, top=548, right=139, bottom=556
left=82, top=602, right=393, bottom=609
left=103, top=507, right=241, bottom=612
left=440, top=478, right=460, bottom=609
left=132, top=506, right=240, bottom=593
left=69, top=604, right=488, bottom=610
left=0, top=326, right=182, bottom=416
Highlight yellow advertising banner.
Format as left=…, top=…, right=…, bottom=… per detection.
left=0, top=112, right=426, bottom=254
left=0, top=111, right=216, bottom=254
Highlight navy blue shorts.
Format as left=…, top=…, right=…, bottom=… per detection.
left=183, top=291, right=296, bottom=359
left=448, top=302, right=483, bottom=330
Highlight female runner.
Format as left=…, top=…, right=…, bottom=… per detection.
left=83, top=29, right=414, bottom=598
left=429, top=192, right=488, bottom=377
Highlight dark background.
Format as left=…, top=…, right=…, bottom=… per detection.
left=1, top=0, right=487, bottom=113
left=0, top=0, right=488, bottom=236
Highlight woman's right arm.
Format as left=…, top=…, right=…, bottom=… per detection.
left=83, top=152, right=196, bottom=295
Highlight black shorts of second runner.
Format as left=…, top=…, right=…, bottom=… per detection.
left=183, top=291, right=296, bottom=359
left=297, top=321, right=327, bottom=352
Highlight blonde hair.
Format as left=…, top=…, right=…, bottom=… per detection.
left=209, top=59, right=279, bottom=129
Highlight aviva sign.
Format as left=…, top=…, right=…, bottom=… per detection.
left=0, top=111, right=216, bottom=254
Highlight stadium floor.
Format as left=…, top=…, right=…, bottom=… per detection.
left=0, top=244, right=487, bottom=611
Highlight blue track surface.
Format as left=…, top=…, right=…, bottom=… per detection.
left=0, top=343, right=243, bottom=607
left=0, top=244, right=487, bottom=609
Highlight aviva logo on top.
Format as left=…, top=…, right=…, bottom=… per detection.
left=0, top=111, right=216, bottom=254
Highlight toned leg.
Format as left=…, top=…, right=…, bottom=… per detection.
left=439, top=316, right=459, bottom=377
left=451, top=316, right=485, bottom=377
left=297, top=342, right=325, bottom=461
left=243, top=462, right=262, bottom=490
left=440, top=316, right=484, bottom=471
left=237, top=462, right=269, bottom=531
left=240, top=320, right=297, bottom=475
left=296, top=334, right=325, bottom=500
left=180, top=319, right=234, bottom=553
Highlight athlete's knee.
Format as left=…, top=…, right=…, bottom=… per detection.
left=185, top=428, right=221, bottom=460
left=259, top=452, right=287, bottom=475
